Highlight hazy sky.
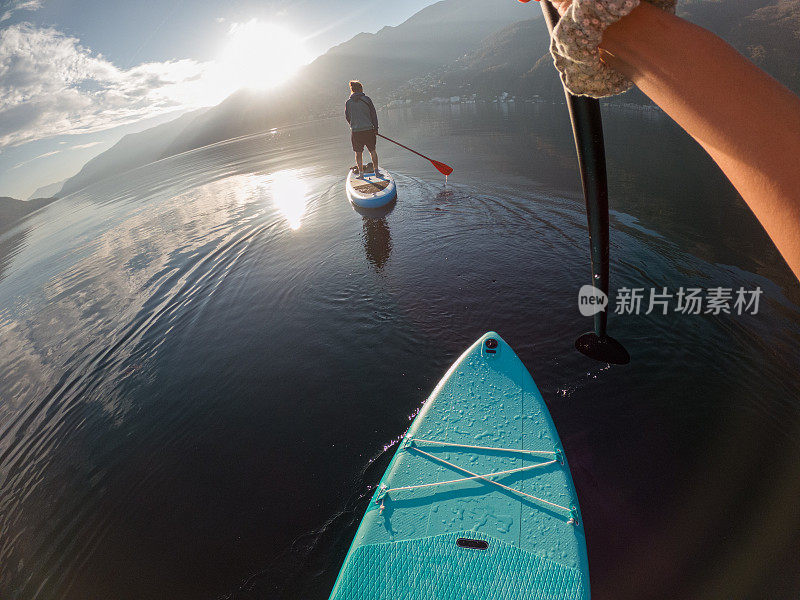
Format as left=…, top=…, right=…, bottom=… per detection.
left=0, top=0, right=440, bottom=198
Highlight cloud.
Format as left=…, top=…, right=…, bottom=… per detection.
left=0, top=0, right=43, bottom=22
left=0, top=23, right=218, bottom=148
left=69, top=141, right=105, bottom=150
left=9, top=140, right=105, bottom=169
left=12, top=148, right=60, bottom=168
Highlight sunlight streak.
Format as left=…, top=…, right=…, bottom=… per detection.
left=269, top=170, right=307, bottom=230
left=217, top=20, right=310, bottom=92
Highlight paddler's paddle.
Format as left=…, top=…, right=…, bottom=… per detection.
left=529, top=0, right=630, bottom=365
left=376, top=133, right=454, bottom=176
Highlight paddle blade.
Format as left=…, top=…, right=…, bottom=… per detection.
left=431, top=160, right=454, bottom=176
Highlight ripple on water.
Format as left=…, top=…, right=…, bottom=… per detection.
left=0, top=111, right=799, bottom=600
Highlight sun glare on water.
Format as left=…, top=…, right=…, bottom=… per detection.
left=269, top=170, right=308, bottom=230
left=218, top=20, right=310, bottom=92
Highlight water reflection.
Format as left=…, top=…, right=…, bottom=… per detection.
left=436, top=188, right=454, bottom=203
left=0, top=103, right=798, bottom=600
left=270, top=169, right=308, bottom=230
left=0, top=228, right=28, bottom=284
left=361, top=216, right=393, bottom=272
left=351, top=198, right=395, bottom=272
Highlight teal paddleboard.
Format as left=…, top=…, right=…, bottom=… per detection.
left=329, top=332, right=590, bottom=599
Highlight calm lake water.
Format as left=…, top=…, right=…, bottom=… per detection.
left=1, top=102, right=799, bottom=600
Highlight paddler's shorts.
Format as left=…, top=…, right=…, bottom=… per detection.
left=351, top=129, right=377, bottom=152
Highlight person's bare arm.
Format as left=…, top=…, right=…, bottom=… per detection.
left=551, top=1, right=800, bottom=281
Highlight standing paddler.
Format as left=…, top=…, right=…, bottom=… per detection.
left=345, top=80, right=381, bottom=178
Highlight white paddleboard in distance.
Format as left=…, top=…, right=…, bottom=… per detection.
left=346, top=168, right=397, bottom=208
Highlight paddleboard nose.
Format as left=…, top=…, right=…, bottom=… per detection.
left=478, top=331, right=506, bottom=357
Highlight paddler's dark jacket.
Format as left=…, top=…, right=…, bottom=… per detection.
left=345, top=92, right=379, bottom=132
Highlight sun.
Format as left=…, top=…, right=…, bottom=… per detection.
left=217, top=20, right=310, bottom=91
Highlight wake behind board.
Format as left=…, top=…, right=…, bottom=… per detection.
left=346, top=167, right=397, bottom=208
left=329, top=332, right=590, bottom=600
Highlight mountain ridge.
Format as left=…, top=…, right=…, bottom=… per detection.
left=0, top=197, right=58, bottom=233
left=390, top=0, right=800, bottom=104
left=46, top=0, right=800, bottom=197
left=58, top=108, right=208, bottom=197
left=27, top=179, right=65, bottom=201
left=159, top=0, right=530, bottom=157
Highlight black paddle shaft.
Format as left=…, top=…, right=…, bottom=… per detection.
left=566, top=98, right=611, bottom=341
left=539, top=1, right=629, bottom=364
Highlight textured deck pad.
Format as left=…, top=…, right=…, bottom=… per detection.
left=333, top=532, right=585, bottom=600
left=329, top=332, right=590, bottom=599
left=352, top=179, right=390, bottom=194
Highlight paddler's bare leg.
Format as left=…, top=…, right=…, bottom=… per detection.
left=368, top=149, right=379, bottom=175
left=355, top=151, right=364, bottom=176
